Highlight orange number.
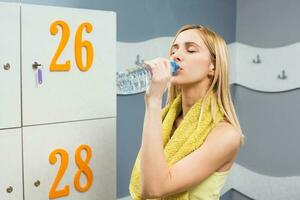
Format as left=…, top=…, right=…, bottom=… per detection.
left=50, top=20, right=94, bottom=72
left=74, top=144, right=94, bottom=192
left=49, top=149, right=70, bottom=199
left=49, top=20, right=71, bottom=71
left=75, top=22, right=94, bottom=72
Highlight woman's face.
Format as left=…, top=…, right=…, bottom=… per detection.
left=170, top=29, right=214, bottom=86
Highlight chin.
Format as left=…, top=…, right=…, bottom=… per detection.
left=170, top=79, right=181, bottom=85
left=171, top=77, right=188, bottom=85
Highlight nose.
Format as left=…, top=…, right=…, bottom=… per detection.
left=172, top=51, right=183, bottom=63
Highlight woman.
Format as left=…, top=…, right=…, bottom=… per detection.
left=129, top=24, right=244, bottom=200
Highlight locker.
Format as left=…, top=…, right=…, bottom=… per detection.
left=0, top=128, right=23, bottom=200
left=21, top=4, right=116, bottom=125
left=0, top=3, right=21, bottom=129
left=23, top=118, right=116, bottom=200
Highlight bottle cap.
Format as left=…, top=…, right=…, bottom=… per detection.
left=170, top=61, right=180, bottom=75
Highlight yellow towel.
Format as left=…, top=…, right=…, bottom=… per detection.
left=129, top=91, right=224, bottom=200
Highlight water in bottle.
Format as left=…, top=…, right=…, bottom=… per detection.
left=117, top=61, right=180, bottom=95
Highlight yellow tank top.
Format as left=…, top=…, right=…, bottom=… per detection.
left=188, top=170, right=229, bottom=200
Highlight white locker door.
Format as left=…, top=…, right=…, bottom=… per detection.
left=0, top=3, right=21, bottom=129
left=23, top=118, right=116, bottom=200
left=0, top=129, right=23, bottom=200
left=21, top=4, right=116, bottom=126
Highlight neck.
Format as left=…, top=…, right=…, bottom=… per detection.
left=179, top=79, right=211, bottom=117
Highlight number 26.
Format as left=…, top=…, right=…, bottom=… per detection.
left=50, top=20, right=94, bottom=72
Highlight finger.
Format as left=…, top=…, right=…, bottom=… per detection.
left=144, top=60, right=158, bottom=77
left=157, top=60, right=167, bottom=78
left=144, top=60, right=156, bottom=69
left=155, top=61, right=165, bottom=82
left=164, top=60, right=171, bottom=75
left=159, top=59, right=171, bottom=80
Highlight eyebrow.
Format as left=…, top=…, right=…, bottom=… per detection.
left=171, top=42, right=201, bottom=49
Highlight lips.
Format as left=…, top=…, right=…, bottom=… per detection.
left=175, top=68, right=183, bottom=75
left=175, top=64, right=183, bottom=73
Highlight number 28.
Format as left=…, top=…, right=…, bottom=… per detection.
left=49, top=144, right=94, bottom=199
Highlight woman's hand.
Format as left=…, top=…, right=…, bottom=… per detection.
left=144, top=57, right=172, bottom=104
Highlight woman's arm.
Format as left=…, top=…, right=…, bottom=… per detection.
left=140, top=106, right=241, bottom=199
left=140, top=97, right=170, bottom=198
left=140, top=57, right=173, bottom=198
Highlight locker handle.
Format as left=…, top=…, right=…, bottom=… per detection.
left=34, top=180, right=41, bottom=187
left=32, top=61, right=42, bottom=70
left=3, top=63, right=10, bottom=70
left=6, top=186, right=13, bottom=193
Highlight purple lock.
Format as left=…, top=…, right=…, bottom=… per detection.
left=38, top=68, right=43, bottom=84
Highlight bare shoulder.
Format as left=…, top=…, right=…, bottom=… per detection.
left=205, top=121, right=242, bottom=154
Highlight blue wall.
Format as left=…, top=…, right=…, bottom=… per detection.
left=234, top=0, right=300, bottom=177
left=113, top=1, right=237, bottom=197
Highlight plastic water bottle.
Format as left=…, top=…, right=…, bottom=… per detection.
left=117, top=61, right=180, bottom=95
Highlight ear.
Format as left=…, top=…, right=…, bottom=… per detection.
left=208, top=63, right=215, bottom=76
left=209, top=63, right=215, bottom=71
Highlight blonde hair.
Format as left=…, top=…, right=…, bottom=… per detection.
left=166, top=24, right=245, bottom=145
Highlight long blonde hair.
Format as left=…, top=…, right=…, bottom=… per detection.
left=166, top=24, right=245, bottom=145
